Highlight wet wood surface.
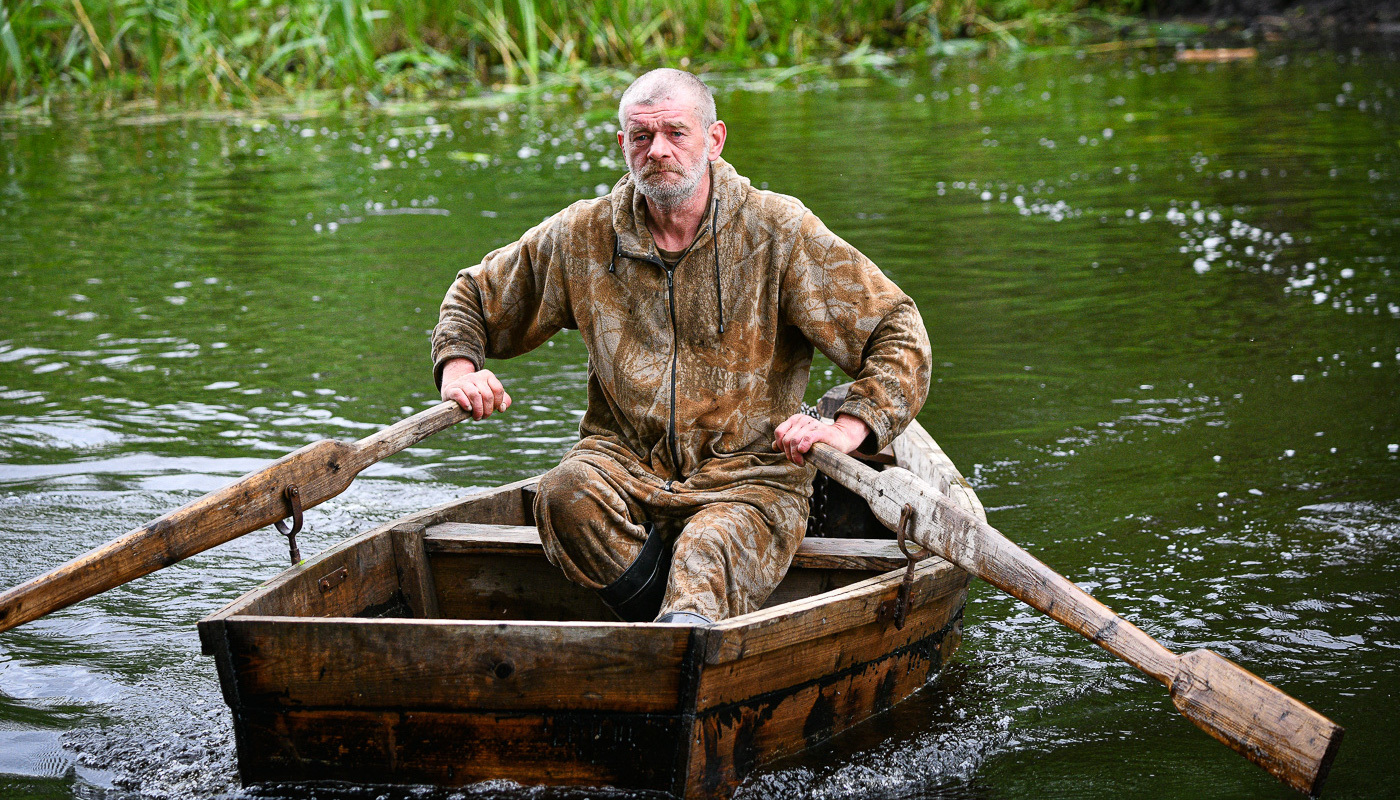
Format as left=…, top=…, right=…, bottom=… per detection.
left=199, top=388, right=987, bottom=798
left=0, top=401, right=468, bottom=633
left=221, top=617, right=692, bottom=713
left=235, top=706, right=683, bottom=791
left=687, top=608, right=964, bottom=798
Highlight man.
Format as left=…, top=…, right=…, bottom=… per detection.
left=432, top=68, right=930, bottom=625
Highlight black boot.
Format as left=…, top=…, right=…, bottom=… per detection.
left=596, top=522, right=671, bottom=622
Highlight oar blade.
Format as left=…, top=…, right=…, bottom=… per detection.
left=1172, top=649, right=1343, bottom=797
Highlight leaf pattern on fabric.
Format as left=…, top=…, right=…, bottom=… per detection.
left=431, top=158, right=932, bottom=617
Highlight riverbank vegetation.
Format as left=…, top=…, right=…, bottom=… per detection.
left=2, top=1, right=1198, bottom=112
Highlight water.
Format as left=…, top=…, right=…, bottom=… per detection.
left=2, top=43, right=1398, bottom=800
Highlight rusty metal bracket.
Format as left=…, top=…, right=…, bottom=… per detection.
left=893, top=503, right=930, bottom=630
left=318, top=565, right=348, bottom=593
left=272, top=484, right=303, bottom=565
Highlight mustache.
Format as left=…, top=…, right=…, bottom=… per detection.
left=640, top=162, right=686, bottom=177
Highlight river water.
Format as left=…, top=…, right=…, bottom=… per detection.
left=1, top=42, right=1397, bottom=800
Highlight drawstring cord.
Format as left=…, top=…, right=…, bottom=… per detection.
left=712, top=193, right=724, bottom=335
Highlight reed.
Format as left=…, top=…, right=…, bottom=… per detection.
left=0, top=0, right=1158, bottom=107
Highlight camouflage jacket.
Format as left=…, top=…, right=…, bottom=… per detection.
left=432, top=158, right=931, bottom=495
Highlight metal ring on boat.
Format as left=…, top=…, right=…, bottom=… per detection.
left=894, top=503, right=929, bottom=630
left=273, top=484, right=304, bottom=565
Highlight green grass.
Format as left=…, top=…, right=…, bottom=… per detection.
left=0, top=0, right=1175, bottom=110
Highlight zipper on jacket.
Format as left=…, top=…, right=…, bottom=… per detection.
left=663, top=263, right=683, bottom=481
left=616, top=246, right=686, bottom=483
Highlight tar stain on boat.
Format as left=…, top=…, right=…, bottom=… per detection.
left=802, top=690, right=838, bottom=745
left=700, top=607, right=965, bottom=794
left=542, top=713, right=680, bottom=789
left=702, top=701, right=778, bottom=796
left=873, top=667, right=900, bottom=714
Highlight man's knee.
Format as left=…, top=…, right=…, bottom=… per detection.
left=534, top=458, right=608, bottom=530
left=677, top=503, right=766, bottom=553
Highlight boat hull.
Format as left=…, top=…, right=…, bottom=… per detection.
left=200, top=417, right=982, bottom=798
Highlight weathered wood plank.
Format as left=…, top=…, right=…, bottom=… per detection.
left=426, top=523, right=540, bottom=555
left=224, top=617, right=691, bottom=713
left=893, top=418, right=986, bottom=521
left=809, top=442, right=1343, bottom=797
left=430, top=551, right=618, bottom=622
left=697, top=572, right=967, bottom=709
left=685, top=615, right=963, bottom=799
left=788, top=537, right=908, bottom=572
left=200, top=529, right=401, bottom=641
left=233, top=706, right=683, bottom=792
left=426, top=523, right=913, bottom=572
left=1170, top=649, right=1344, bottom=798
left=705, top=558, right=965, bottom=666
left=0, top=402, right=470, bottom=634
left=391, top=523, right=439, bottom=619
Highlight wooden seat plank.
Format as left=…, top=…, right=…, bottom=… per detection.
left=424, top=523, right=912, bottom=573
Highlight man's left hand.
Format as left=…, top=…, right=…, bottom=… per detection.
left=773, top=413, right=870, bottom=466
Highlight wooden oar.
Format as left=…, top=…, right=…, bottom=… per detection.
left=0, top=401, right=468, bottom=634
left=806, top=442, right=1343, bottom=797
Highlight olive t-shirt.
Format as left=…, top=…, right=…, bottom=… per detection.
left=657, top=245, right=685, bottom=268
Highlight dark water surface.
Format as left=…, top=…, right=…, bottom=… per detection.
left=1, top=44, right=1397, bottom=800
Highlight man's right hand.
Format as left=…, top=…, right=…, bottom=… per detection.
left=440, top=358, right=512, bottom=420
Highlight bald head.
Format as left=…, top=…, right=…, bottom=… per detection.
left=618, top=68, right=717, bottom=131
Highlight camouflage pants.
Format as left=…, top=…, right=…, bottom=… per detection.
left=533, top=449, right=809, bottom=621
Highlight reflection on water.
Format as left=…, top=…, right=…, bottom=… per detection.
left=1, top=42, right=1398, bottom=800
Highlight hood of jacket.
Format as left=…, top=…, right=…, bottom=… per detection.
left=432, top=157, right=932, bottom=496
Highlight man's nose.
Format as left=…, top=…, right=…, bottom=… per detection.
left=647, top=137, right=675, bottom=160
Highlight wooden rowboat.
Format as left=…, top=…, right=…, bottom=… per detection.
left=196, top=389, right=986, bottom=797
left=0, top=385, right=1343, bottom=797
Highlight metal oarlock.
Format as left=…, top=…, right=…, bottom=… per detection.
left=893, top=503, right=929, bottom=630
left=273, top=484, right=303, bottom=565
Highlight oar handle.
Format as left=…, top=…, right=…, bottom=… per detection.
left=356, top=401, right=470, bottom=462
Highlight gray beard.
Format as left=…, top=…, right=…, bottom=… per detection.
left=634, top=157, right=708, bottom=209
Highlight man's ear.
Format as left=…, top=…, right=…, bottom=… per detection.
left=707, top=120, right=727, bottom=162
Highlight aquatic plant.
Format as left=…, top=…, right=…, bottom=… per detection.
left=0, top=1, right=1177, bottom=108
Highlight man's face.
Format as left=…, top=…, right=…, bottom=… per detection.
left=618, top=97, right=714, bottom=209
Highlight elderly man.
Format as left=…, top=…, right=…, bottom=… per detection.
left=432, top=68, right=930, bottom=625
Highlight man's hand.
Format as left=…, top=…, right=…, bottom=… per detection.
left=440, top=358, right=512, bottom=420
left=773, top=413, right=870, bottom=466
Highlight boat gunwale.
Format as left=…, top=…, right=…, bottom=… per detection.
left=198, top=420, right=980, bottom=639
left=199, top=475, right=539, bottom=626
left=202, top=557, right=963, bottom=654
